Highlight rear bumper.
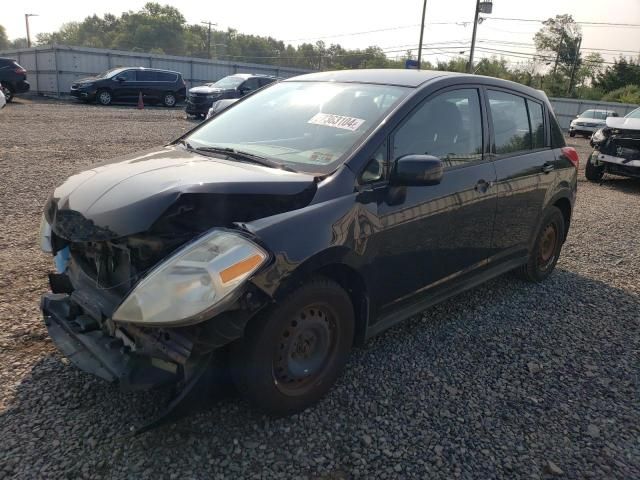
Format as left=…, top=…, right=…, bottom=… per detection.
left=15, top=80, right=30, bottom=93
left=41, top=293, right=179, bottom=390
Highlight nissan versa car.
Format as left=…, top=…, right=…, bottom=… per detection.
left=40, top=70, right=578, bottom=417
left=70, top=67, right=186, bottom=107
left=568, top=108, right=618, bottom=137
left=185, top=74, right=277, bottom=118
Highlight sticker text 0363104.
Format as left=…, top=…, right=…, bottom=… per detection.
left=308, top=113, right=366, bottom=132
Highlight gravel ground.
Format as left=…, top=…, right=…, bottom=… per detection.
left=0, top=99, right=638, bottom=479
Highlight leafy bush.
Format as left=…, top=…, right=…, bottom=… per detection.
left=601, top=85, right=640, bottom=104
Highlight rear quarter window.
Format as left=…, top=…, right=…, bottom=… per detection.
left=549, top=112, right=566, bottom=148
left=156, top=72, right=177, bottom=82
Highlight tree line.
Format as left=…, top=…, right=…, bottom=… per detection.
left=0, top=6, right=638, bottom=103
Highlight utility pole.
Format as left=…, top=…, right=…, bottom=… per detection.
left=417, top=0, right=427, bottom=69
left=467, top=0, right=484, bottom=73
left=25, top=13, right=38, bottom=48
left=552, top=29, right=565, bottom=75
left=567, top=35, right=582, bottom=95
left=201, top=21, right=217, bottom=59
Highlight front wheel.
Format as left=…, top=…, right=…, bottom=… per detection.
left=231, top=277, right=354, bottom=416
left=517, top=206, right=565, bottom=282
left=162, top=92, right=177, bottom=107
left=97, top=89, right=112, bottom=106
left=585, top=152, right=605, bottom=182
left=569, top=131, right=576, bottom=137
left=1, top=85, right=14, bottom=103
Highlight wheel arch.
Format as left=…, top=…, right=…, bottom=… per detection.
left=263, top=251, right=370, bottom=346
left=552, top=196, right=572, bottom=241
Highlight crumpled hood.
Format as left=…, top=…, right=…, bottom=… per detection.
left=188, top=85, right=226, bottom=94
left=606, top=116, right=640, bottom=130
left=47, top=146, right=316, bottom=241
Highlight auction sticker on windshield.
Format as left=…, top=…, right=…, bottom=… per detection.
left=308, top=113, right=366, bottom=131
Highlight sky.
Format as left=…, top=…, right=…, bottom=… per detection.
left=3, top=0, right=640, bottom=66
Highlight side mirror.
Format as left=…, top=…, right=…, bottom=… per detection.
left=115, top=76, right=125, bottom=82
left=391, top=154, right=443, bottom=186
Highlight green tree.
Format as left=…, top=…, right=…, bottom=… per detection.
left=0, top=25, right=9, bottom=50
left=594, top=57, right=640, bottom=93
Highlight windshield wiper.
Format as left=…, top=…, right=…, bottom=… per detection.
left=193, top=146, right=297, bottom=172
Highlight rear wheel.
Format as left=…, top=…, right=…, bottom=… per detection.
left=585, top=152, right=605, bottom=182
left=231, top=277, right=354, bottom=416
left=162, top=92, right=177, bottom=107
left=517, top=206, right=565, bottom=282
left=569, top=131, right=575, bottom=137
left=97, top=89, right=112, bottom=106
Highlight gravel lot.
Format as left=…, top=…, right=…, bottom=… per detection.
left=0, top=99, right=638, bottom=479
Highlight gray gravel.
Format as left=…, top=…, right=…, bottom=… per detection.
left=1, top=99, right=639, bottom=479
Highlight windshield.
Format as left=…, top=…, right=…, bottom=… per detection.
left=581, top=110, right=609, bottom=120
left=626, top=107, right=640, bottom=119
left=186, top=81, right=409, bottom=174
left=211, top=76, right=246, bottom=89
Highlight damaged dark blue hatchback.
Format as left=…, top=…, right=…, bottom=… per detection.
left=40, top=69, right=578, bottom=416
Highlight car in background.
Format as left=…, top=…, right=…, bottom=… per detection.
left=70, top=67, right=186, bottom=107
left=185, top=74, right=277, bottom=118
left=0, top=89, right=6, bottom=110
left=569, top=109, right=618, bottom=137
left=40, top=69, right=577, bottom=418
left=586, top=107, right=640, bottom=182
left=206, top=98, right=239, bottom=119
left=0, top=57, right=31, bottom=102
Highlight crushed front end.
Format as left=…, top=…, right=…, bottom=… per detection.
left=39, top=202, right=271, bottom=393
left=590, top=124, right=640, bottom=179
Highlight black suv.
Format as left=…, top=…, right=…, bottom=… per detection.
left=40, top=70, right=577, bottom=421
left=185, top=73, right=277, bottom=118
left=70, top=67, right=186, bottom=106
left=0, top=57, right=30, bottom=102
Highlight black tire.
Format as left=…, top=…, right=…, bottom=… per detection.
left=162, top=92, right=177, bottom=107
left=96, top=89, right=112, bottom=106
left=231, top=277, right=354, bottom=416
left=517, top=206, right=565, bottom=283
left=585, top=151, right=604, bottom=182
left=1, top=84, right=14, bottom=103
left=569, top=131, right=575, bottom=137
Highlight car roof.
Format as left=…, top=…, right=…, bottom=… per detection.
left=0, top=57, right=17, bottom=63
left=287, top=69, right=452, bottom=87
left=119, top=67, right=182, bottom=75
left=231, top=73, right=277, bottom=79
left=285, top=68, right=550, bottom=102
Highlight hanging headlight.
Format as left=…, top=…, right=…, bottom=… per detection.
left=112, top=230, right=268, bottom=326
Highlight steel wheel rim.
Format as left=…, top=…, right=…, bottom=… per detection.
left=99, top=92, right=111, bottom=104
left=273, top=305, right=337, bottom=396
left=538, top=223, right=558, bottom=270
left=165, top=95, right=176, bottom=106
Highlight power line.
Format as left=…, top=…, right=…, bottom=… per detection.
left=488, top=17, right=640, bottom=28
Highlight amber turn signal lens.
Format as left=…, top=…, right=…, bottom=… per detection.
left=219, top=254, right=264, bottom=284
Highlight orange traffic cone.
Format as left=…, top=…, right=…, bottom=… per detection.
left=137, top=91, right=144, bottom=109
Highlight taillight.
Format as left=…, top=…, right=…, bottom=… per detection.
left=14, top=67, right=27, bottom=75
left=561, top=146, right=579, bottom=169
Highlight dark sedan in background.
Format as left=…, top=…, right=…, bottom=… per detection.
left=185, top=73, right=277, bottom=118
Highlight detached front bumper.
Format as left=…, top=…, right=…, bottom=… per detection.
left=596, top=152, right=640, bottom=178
left=41, top=293, right=179, bottom=390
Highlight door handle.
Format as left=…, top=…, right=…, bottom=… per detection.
left=474, top=179, right=493, bottom=193
left=542, top=162, right=555, bottom=173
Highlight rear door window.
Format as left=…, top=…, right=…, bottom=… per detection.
left=487, top=90, right=531, bottom=155
left=527, top=100, right=545, bottom=149
left=136, top=71, right=158, bottom=82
